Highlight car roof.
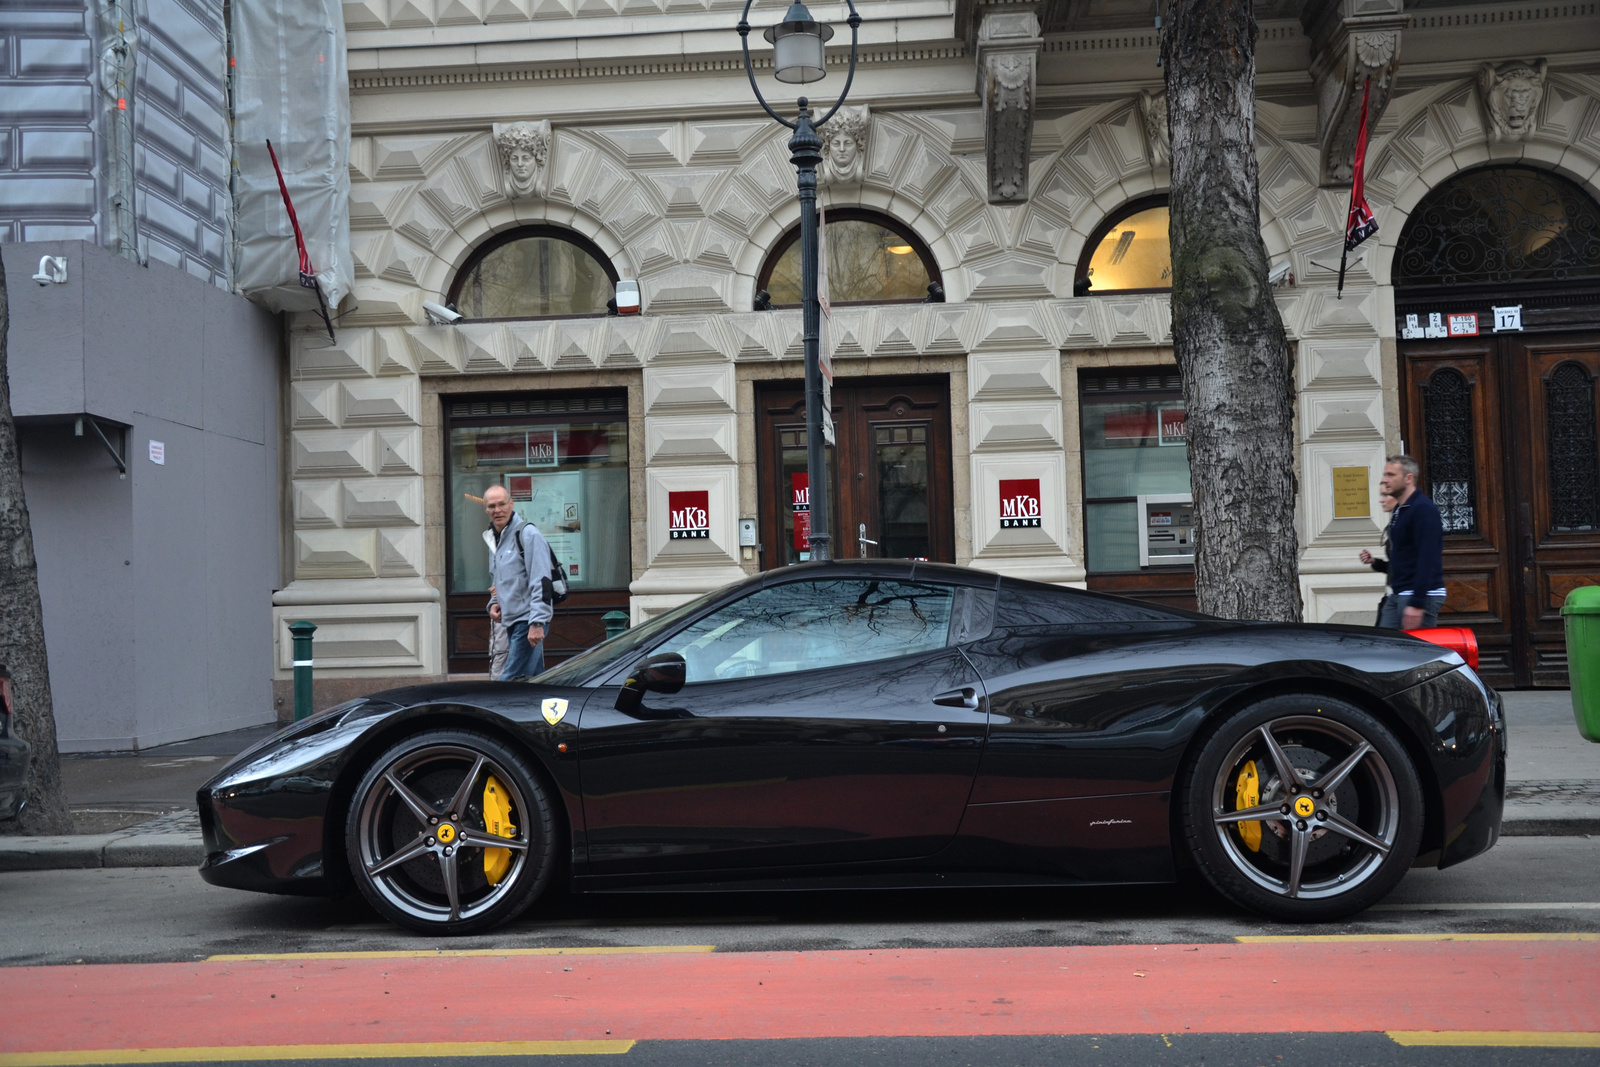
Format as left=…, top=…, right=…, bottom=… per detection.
left=760, top=559, right=1001, bottom=589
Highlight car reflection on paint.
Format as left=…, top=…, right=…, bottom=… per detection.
left=197, top=560, right=1505, bottom=935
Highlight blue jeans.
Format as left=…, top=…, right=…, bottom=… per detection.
left=499, top=621, right=546, bottom=681
left=1378, top=594, right=1444, bottom=630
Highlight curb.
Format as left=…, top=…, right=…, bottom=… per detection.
left=0, top=833, right=204, bottom=871
left=1500, top=817, right=1600, bottom=837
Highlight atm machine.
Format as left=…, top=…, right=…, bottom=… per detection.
left=1137, top=493, right=1195, bottom=567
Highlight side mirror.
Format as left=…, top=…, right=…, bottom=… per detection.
left=614, top=652, right=687, bottom=713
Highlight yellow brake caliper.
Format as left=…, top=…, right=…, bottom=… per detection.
left=482, top=774, right=517, bottom=885
left=1235, top=759, right=1261, bottom=852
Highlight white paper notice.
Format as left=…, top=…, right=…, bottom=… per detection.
left=148, top=441, right=165, bottom=465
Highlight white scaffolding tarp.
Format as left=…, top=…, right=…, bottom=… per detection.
left=231, top=0, right=352, bottom=313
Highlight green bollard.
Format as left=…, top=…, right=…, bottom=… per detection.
left=603, top=611, right=629, bottom=641
left=289, top=620, right=317, bottom=721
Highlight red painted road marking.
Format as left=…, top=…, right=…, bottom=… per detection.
left=3, top=941, right=1597, bottom=1054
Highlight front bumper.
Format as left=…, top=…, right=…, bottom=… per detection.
left=196, top=713, right=367, bottom=896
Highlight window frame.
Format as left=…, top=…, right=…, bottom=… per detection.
left=1074, top=194, right=1172, bottom=296
left=447, top=225, right=621, bottom=322
left=757, top=208, right=943, bottom=308
left=651, top=575, right=959, bottom=686
left=1077, top=367, right=1194, bottom=577
left=441, top=388, right=631, bottom=597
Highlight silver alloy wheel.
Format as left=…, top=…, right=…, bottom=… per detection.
left=1210, top=715, right=1401, bottom=900
left=354, top=743, right=534, bottom=925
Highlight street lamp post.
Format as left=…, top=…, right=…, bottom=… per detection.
left=739, top=0, right=860, bottom=563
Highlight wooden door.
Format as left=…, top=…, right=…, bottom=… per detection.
left=755, top=378, right=954, bottom=568
left=1511, top=338, right=1600, bottom=686
left=1402, top=331, right=1600, bottom=687
left=1399, top=338, right=1516, bottom=684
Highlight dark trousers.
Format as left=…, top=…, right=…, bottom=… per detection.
left=1377, top=594, right=1444, bottom=630
left=499, top=621, right=547, bottom=680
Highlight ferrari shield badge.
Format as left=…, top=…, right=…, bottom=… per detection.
left=541, top=697, right=568, bottom=726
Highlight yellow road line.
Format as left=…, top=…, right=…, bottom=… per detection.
left=0, top=1041, right=634, bottom=1066
left=1236, top=933, right=1600, bottom=944
left=1389, top=1032, right=1600, bottom=1048
left=206, top=945, right=714, bottom=961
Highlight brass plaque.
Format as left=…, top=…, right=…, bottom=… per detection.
left=1332, top=466, right=1370, bottom=519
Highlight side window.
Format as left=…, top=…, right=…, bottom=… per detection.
left=658, top=579, right=954, bottom=684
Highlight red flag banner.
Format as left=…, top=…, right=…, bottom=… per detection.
left=1344, top=79, right=1379, bottom=252
left=266, top=138, right=336, bottom=340
left=1338, top=77, right=1379, bottom=297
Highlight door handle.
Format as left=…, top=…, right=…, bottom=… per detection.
left=858, top=523, right=878, bottom=558
left=933, top=686, right=979, bottom=709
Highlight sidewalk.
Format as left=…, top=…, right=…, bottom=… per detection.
left=0, top=723, right=275, bottom=872
left=0, top=693, right=1594, bottom=871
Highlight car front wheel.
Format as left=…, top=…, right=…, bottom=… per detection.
left=1180, top=695, right=1423, bottom=922
left=346, top=729, right=555, bottom=935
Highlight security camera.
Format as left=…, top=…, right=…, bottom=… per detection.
left=1267, top=261, right=1293, bottom=288
left=422, top=300, right=462, bottom=325
left=33, top=255, right=67, bottom=285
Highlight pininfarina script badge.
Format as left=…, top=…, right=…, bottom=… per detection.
left=541, top=698, right=568, bottom=725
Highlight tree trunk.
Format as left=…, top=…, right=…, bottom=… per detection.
left=0, top=254, right=72, bottom=834
left=1161, top=0, right=1302, bottom=623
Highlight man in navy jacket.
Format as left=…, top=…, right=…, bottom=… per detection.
left=1377, top=455, right=1446, bottom=630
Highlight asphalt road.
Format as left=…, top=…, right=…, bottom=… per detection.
left=0, top=835, right=1595, bottom=965
left=4, top=838, right=1598, bottom=1066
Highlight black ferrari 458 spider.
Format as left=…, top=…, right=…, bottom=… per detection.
left=199, top=560, right=1504, bottom=934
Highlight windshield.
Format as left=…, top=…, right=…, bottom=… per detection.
left=532, top=588, right=723, bottom=686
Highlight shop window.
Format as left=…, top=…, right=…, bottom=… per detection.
left=1075, top=197, right=1171, bottom=295
left=759, top=210, right=939, bottom=306
left=446, top=392, right=630, bottom=595
left=1079, top=369, right=1193, bottom=574
left=1394, top=166, right=1600, bottom=287
left=449, top=227, right=617, bottom=319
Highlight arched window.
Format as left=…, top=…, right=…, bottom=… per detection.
left=1075, top=196, right=1171, bottom=295
left=1395, top=167, right=1600, bottom=287
left=449, top=227, right=618, bottom=319
left=759, top=210, right=940, bottom=307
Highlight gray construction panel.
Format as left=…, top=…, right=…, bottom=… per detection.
left=0, top=1, right=98, bottom=244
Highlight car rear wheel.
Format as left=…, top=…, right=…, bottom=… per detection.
left=346, top=729, right=555, bottom=935
left=1179, top=695, right=1423, bottom=922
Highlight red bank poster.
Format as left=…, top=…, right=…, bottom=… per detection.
left=667, top=490, right=710, bottom=540
left=792, top=473, right=811, bottom=552
left=999, top=479, right=1042, bottom=528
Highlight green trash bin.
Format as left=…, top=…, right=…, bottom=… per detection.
left=1562, top=585, right=1600, bottom=742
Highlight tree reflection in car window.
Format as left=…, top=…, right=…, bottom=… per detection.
left=657, top=579, right=954, bottom=683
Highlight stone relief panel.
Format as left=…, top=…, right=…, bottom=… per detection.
left=818, top=105, right=869, bottom=187
left=1478, top=59, right=1549, bottom=144
left=492, top=120, right=552, bottom=198
left=1139, top=89, right=1169, bottom=168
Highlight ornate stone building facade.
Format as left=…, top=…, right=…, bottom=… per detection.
left=275, top=0, right=1600, bottom=703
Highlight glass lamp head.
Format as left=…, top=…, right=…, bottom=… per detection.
left=763, top=1, right=833, bottom=85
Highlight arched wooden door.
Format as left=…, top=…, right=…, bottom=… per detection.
left=1394, top=166, right=1600, bottom=688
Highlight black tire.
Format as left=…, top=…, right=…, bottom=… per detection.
left=345, top=728, right=556, bottom=935
left=1178, top=694, right=1423, bottom=922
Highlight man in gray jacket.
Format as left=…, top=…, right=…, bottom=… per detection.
left=483, top=484, right=555, bottom=680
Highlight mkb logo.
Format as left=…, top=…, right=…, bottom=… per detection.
left=999, top=479, right=1042, bottom=528
left=668, top=490, right=710, bottom=539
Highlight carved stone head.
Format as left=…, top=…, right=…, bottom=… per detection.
left=819, top=104, right=869, bottom=186
left=1478, top=60, right=1548, bottom=144
left=492, top=120, right=552, bottom=198
left=1139, top=89, right=1169, bottom=167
